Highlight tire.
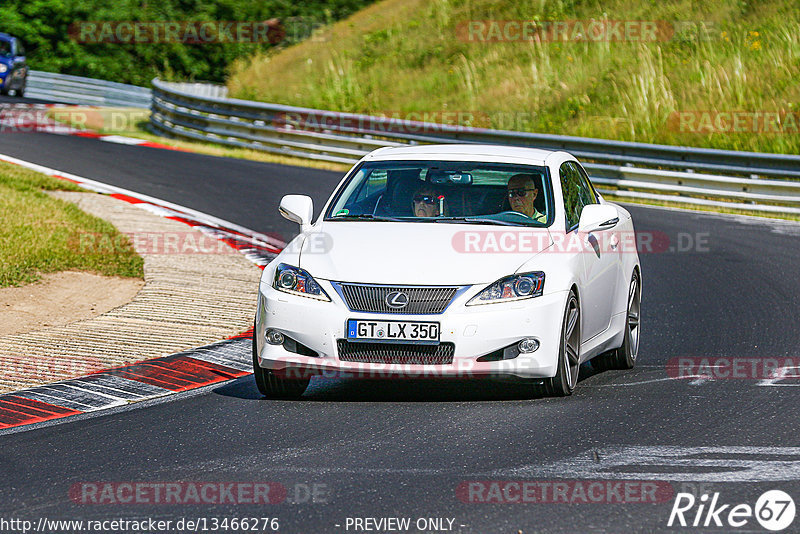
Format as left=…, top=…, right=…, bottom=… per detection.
left=540, top=290, right=581, bottom=397
left=593, top=270, right=641, bottom=371
left=252, top=324, right=310, bottom=399
left=16, top=83, right=24, bottom=97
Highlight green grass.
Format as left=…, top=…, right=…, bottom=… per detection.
left=0, top=162, right=144, bottom=287
left=47, top=107, right=150, bottom=136
left=227, top=0, right=800, bottom=155
left=131, top=124, right=351, bottom=172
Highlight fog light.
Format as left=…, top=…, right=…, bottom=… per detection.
left=266, top=329, right=285, bottom=345
left=518, top=338, right=540, bottom=353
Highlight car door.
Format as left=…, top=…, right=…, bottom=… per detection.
left=560, top=161, right=619, bottom=341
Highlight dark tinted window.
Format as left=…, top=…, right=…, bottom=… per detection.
left=560, top=161, right=597, bottom=230
left=326, top=160, right=552, bottom=226
left=574, top=161, right=599, bottom=203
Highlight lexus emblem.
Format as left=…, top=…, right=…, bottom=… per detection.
left=385, top=291, right=409, bottom=309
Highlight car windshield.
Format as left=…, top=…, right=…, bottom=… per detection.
left=325, top=160, right=552, bottom=226
left=0, top=40, right=11, bottom=57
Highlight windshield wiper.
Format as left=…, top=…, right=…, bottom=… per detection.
left=329, top=214, right=407, bottom=222
left=434, top=217, right=524, bottom=227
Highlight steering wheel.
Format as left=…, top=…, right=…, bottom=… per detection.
left=497, top=210, right=533, bottom=219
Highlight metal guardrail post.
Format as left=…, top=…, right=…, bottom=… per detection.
left=24, top=71, right=152, bottom=108
left=148, top=77, right=800, bottom=214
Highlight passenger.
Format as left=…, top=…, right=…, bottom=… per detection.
left=507, top=173, right=546, bottom=222
left=412, top=185, right=447, bottom=217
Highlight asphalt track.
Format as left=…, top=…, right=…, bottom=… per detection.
left=2, top=119, right=800, bottom=532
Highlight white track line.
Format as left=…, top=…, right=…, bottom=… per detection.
left=0, top=152, right=285, bottom=249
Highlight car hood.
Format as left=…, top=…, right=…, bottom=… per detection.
left=295, top=221, right=553, bottom=285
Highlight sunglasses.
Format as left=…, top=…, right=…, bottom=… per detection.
left=413, top=195, right=439, bottom=205
left=508, top=188, right=537, bottom=198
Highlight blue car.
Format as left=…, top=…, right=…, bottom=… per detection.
left=0, top=33, right=27, bottom=96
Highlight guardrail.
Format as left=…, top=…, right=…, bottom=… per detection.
left=25, top=71, right=151, bottom=108
left=156, top=81, right=229, bottom=99
left=152, top=78, right=795, bottom=215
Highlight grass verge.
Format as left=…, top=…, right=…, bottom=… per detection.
left=136, top=126, right=351, bottom=172
left=227, top=0, right=800, bottom=155
left=46, top=107, right=150, bottom=135
left=0, top=161, right=144, bottom=287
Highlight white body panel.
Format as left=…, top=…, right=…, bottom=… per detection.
left=255, top=145, right=641, bottom=381
left=300, top=222, right=553, bottom=286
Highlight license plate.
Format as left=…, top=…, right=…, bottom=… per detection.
left=347, top=320, right=440, bottom=343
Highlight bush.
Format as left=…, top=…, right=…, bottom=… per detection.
left=0, top=0, right=375, bottom=86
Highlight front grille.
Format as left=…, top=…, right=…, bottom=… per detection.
left=337, top=340, right=455, bottom=365
left=337, top=284, right=458, bottom=314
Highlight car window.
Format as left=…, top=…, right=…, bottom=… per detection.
left=353, top=169, right=388, bottom=204
left=571, top=161, right=597, bottom=209
left=16, top=41, right=25, bottom=56
left=0, top=41, right=10, bottom=57
left=560, top=161, right=597, bottom=230
left=574, top=161, right=599, bottom=203
left=325, top=160, right=552, bottom=226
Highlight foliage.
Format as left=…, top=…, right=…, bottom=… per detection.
left=0, top=0, right=375, bottom=85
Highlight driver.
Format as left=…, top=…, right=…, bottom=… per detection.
left=507, top=173, right=546, bottom=223
left=412, top=185, right=447, bottom=217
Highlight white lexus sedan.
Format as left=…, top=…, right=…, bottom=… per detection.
left=253, top=145, right=641, bottom=398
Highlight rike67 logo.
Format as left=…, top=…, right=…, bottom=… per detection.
left=668, top=490, right=795, bottom=531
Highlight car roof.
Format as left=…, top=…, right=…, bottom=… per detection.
left=0, top=33, right=14, bottom=42
left=364, top=144, right=559, bottom=165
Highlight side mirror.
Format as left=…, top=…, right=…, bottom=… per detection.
left=578, top=204, right=619, bottom=233
left=279, top=195, right=313, bottom=232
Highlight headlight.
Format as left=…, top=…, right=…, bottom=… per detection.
left=0, top=65, right=7, bottom=73
left=272, top=263, right=330, bottom=301
left=466, top=272, right=545, bottom=305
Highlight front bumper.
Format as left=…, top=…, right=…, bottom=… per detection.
left=255, top=277, right=568, bottom=380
